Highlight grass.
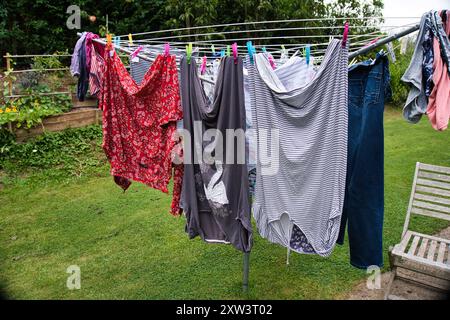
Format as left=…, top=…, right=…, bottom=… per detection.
left=0, top=108, right=449, bottom=300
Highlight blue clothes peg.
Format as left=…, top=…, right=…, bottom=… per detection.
left=306, top=45, right=310, bottom=66
left=246, top=41, right=255, bottom=64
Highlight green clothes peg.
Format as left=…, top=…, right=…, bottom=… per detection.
left=186, top=43, right=193, bottom=64
left=227, top=45, right=231, bottom=57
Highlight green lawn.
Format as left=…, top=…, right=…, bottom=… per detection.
left=0, top=109, right=449, bottom=299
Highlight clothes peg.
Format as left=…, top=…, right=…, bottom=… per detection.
left=114, top=36, right=120, bottom=48
left=211, top=44, right=216, bottom=54
left=306, top=45, right=310, bottom=66
left=268, top=55, right=276, bottom=70
left=164, top=43, right=170, bottom=57
left=361, top=37, right=379, bottom=49
left=200, top=56, right=207, bottom=75
left=226, top=45, right=231, bottom=57
left=386, top=42, right=396, bottom=63
left=342, top=21, right=349, bottom=47
left=220, top=49, right=225, bottom=57
left=186, top=42, right=192, bottom=64
left=106, top=34, right=113, bottom=57
left=128, top=33, right=133, bottom=46
left=131, top=45, right=143, bottom=58
left=247, top=41, right=255, bottom=64
left=280, top=44, right=289, bottom=63
left=231, top=43, right=238, bottom=64
left=262, top=47, right=267, bottom=53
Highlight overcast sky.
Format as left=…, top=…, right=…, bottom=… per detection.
left=383, top=0, right=448, bottom=27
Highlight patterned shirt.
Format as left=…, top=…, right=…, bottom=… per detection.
left=99, top=48, right=183, bottom=215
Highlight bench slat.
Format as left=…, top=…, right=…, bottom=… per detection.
left=448, top=246, right=450, bottom=265
left=411, top=207, right=450, bottom=221
left=417, top=238, right=429, bottom=258
left=419, top=163, right=450, bottom=175
left=427, top=240, right=438, bottom=261
left=397, top=231, right=413, bottom=253
left=415, top=185, right=450, bottom=197
left=414, top=193, right=450, bottom=206
left=416, top=178, right=450, bottom=190
left=413, top=200, right=450, bottom=213
left=408, top=236, right=420, bottom=256
left=418, top=171, right=450, bottom=183
left=409, top=231, right=450, bottom=244
left=436, top=242, right=447, bottom=264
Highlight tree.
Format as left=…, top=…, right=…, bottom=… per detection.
left=0, top=0, right=384, bottom=67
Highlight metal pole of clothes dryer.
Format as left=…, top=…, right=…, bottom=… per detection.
left=243, top=252, right=250, bottom=292
left=348, top=23, right=420, bottom=59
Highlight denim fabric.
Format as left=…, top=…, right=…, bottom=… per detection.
left=76, top=38, right=89, bottom=101
left=337, top=53, right=391, bottom=269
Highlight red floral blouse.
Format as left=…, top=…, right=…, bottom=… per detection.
left=99, top=48, right=183, bottom=215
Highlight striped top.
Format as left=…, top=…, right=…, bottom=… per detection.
left=88, top=46, right=105, bottom=97
left=247, top=39, right=348, bottom=257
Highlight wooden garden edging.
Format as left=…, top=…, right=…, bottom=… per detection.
left=9, top=94, right=100, bottom=142
left=13, top=106, right=102, bottom=142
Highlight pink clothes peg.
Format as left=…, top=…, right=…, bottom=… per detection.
left=200, top=56, right=207, bottom=75
left=131, top=45, right=143, bottom=59
left=342, top=22, right=349, bottom=47
left=364, top=37, right=380, bottom=48
left=232, top=42, right=238, bottom=64
left=164, top=43, right=170, bottom=57
left=268, top=54, right=276, bottom=70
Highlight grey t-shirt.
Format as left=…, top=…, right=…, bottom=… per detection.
left=179, top=56, right=253, bottom=253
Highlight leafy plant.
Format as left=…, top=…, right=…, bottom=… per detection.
left=0, top=125, right=105, bottom=180
left=0, top=85, right=71, bottom=129
left=32, top=51, right=69, bottom=79
left=31, top=49, right=69, bottom=89
left=32, top=54, right=64, bottom=71
left=18, top=72, right=42, bottom=90
left=388, top=40, right=415, bottom=108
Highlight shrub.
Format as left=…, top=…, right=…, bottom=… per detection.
left=0, top=85, right=72, bottom=129
left=388, top=40, right=415, bottom=108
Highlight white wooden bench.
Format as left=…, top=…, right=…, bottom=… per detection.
left=384, top=162, right=450, bottom=300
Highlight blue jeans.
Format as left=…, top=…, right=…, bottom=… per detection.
left=337, top=53, right=391, bottom=269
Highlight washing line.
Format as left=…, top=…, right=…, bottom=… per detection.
left=114, top=16, right=418, bottom=39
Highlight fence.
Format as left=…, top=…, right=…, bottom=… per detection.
left=2, top=53, right=73, bottom=98
left=1, top=53, right=100, bottom=141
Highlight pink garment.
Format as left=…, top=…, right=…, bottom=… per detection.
left=85, top=33, right=102, bottom=72
left=426, top=14, right=450, bottom=131
left=88, top=45, right=105, bottom=97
